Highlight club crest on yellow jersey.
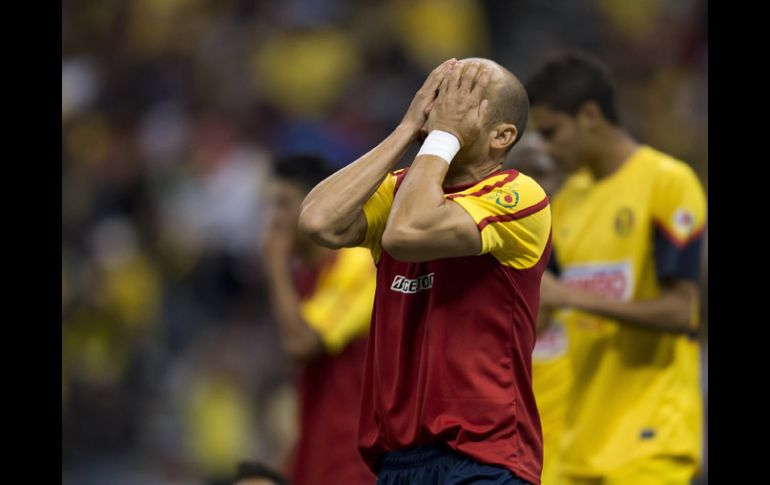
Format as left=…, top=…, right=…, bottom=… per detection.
left=485, top=188, right=520, bottom=209
left=614, top=207, right=635, bottom=236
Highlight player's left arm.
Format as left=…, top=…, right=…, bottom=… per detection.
left=383, top=156, right=484, bottom=261
left=542, top=275, right=698, bottom=334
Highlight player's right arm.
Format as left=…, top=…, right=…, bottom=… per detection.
left=299, top=59, right=457, bottom=249
left=542, top=163, right=706, bottom=334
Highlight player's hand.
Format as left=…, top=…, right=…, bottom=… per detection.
left=425, top=60, right=492, bottom=148
left=400, top=58, right=458, bottom=140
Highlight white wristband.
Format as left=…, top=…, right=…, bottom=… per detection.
left=417, top=130, right=461, bottom=165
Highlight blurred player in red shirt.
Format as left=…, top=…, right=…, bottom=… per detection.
left=263, top=154, right=377, bottom=485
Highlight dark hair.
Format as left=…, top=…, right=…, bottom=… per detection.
left=525, top=52, right=619, bottom=125
left=272, top=154, right=334, bottom=192
left=232, top=461, right=290, bottom=485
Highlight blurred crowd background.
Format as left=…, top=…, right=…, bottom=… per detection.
left=61, top=0, right=708, bottom=483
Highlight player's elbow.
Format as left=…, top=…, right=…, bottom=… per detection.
left=669, top=302, right=696, bottom=333
left=382, top=225, right=423, bottom=261
left=285, top=346, right=318, bottom=363
left=298, top=211, right=344, bottom=249
left=282, top=338, right=323, bottom=363
left=297, top=209, right=324, bottom=239
left=661, top=280, right=699, bottom=333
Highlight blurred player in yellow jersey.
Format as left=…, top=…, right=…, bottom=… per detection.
left=262, top=154, right=376, bottom=485
left=507, top=133, right=570, bottom=485
left=525, top=53, right=706, bottom=485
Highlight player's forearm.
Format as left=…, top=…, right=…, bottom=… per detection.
left=567, top=282, right=697, bottom=334
left=384, top=155, right=450, bottom=241
left=266, top=270, right=324, bottom=362
left=299, top=124, right=416, bottom=240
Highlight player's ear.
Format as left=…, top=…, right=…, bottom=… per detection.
left=577, top=101, right=603, bottom=128
left=489, top=123, right=517, bottom=151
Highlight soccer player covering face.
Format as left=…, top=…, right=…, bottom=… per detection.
left=526, top=53, right=707, bottom=485
left=300, top=58, right=552, bottom=485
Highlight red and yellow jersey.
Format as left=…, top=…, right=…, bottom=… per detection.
left=358, top=168, right=551, bottom=485
left=291, top=247, right=377, bottom=485
left=549, top=145, right=706, bottom=476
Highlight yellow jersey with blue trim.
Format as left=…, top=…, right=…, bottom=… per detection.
left=550, top=145, right=706, bottom=476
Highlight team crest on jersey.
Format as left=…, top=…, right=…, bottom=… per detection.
left=614, top=207, right=635, bottom=237
left=673, top=208, right=695, bottom=236
left=485, top=188, right=519, bottom=209
left=561, top=261, right=633, bottom=301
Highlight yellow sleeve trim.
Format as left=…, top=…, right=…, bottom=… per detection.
left=362, top=173, right=398, bottom=263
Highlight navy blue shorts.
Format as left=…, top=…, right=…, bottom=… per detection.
left=376, top=445, right=532, bottom=485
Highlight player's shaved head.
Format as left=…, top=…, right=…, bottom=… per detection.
left=460, top=57, right=529, bottom=149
